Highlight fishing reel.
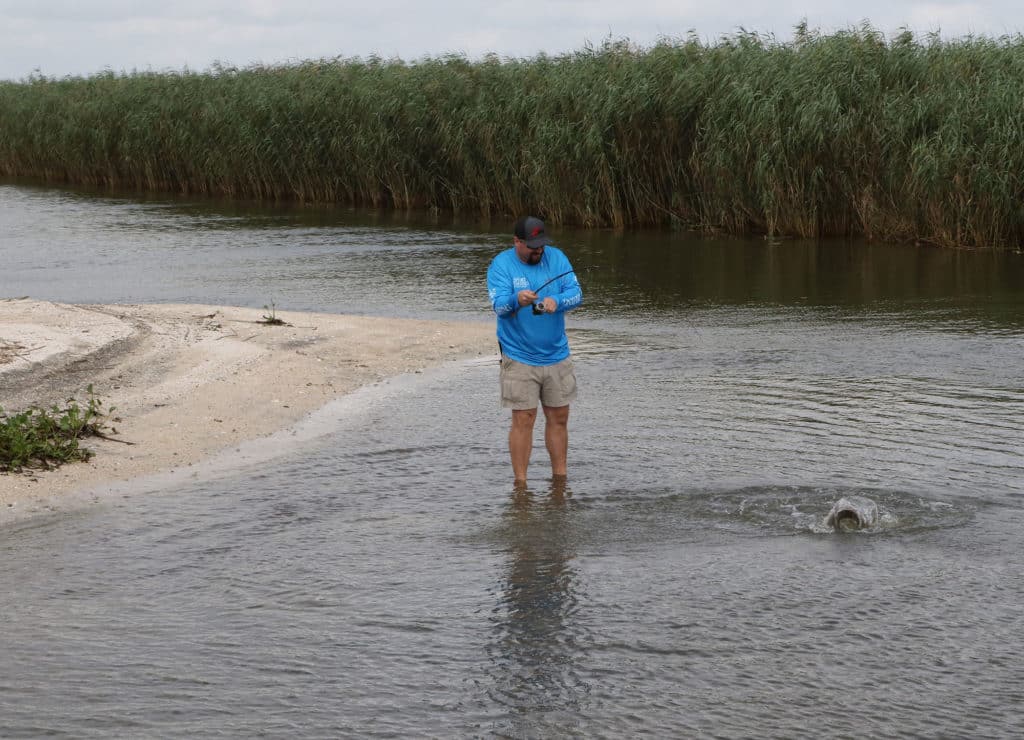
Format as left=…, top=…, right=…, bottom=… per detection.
left=531, top=302, right=548, bottom=315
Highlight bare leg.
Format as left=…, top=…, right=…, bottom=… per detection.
left=509, top=408, right=537, bottom=483
left=542, top=404, right=570, bottom=477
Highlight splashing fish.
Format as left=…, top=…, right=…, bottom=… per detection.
left=824, top=496, right=879, bottom=531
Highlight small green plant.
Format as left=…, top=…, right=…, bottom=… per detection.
left=0, top=385, right=119, bottom=472
left=259, top=301, right=287, bottom=326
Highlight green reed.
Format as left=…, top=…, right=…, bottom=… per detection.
left=2, top=24, right=1023, bottom=248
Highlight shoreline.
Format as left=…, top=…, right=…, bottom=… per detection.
left=1, top=299, right=496, bottom=518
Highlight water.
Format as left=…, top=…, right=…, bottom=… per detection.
left=3, top=182, right=1024, bottom=737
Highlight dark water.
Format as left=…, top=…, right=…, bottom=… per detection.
left=3, top=182, right=1024, bottom=737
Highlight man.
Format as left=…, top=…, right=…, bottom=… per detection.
left=487, top=216, right=583, bottom=484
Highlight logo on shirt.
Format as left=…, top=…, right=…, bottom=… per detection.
left=513, top=276, right=530, bottom=289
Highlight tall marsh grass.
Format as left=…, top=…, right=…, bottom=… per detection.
left=1, top=24, right=1023, bottom=248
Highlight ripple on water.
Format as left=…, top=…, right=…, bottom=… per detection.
left=496, top=485, right=979, bottom=549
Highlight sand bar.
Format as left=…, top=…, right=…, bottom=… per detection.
left=1, top=298, right=495, bottom=515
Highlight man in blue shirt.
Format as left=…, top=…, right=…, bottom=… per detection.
left=487, top=216, right=583, bottom=485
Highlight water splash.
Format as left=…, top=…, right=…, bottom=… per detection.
left=824, top=495, right=880, bottom=532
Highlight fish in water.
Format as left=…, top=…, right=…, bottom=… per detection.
left=824, top=496, right=879, bottom=531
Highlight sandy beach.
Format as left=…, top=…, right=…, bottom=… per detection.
left=0, top=298, right=495, bottom=513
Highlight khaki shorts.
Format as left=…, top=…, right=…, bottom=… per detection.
left=500, top=356, right=577, bottom=410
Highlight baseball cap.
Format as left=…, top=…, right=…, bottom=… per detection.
left=514, top=216, right=548, bottom=249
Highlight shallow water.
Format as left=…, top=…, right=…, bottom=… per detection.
left=2, top=182, right=1024, bottom=736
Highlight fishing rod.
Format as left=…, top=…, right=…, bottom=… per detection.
left=529, top=266, right=600, bottom=314
left=535, top=269, right=577, bottom=294
left=531, top=269, right=577, bottom=314
left=503, top=265, right=598, bottom=316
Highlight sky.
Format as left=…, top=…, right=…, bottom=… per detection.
left=1, top=1, right=1022, bottom=81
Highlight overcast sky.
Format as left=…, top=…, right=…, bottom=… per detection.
left=2, top=1, right=1022, bottom=81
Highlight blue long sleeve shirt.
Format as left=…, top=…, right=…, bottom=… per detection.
left=487, top=245, right=583, bottom=366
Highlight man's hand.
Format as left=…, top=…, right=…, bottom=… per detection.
left=517, top=290, right=537, bottom=307
left=540, top=297, right=557, bottom=313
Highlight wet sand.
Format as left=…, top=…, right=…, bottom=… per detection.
left=1, top=299, right=495, bottom=514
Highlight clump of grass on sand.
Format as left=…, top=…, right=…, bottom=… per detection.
left=258, top=301, right=288, bottom=326
left=0, top=386, right=119, bottom=472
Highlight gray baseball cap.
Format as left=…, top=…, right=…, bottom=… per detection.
left=514, top=216, right=548, bottom=248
